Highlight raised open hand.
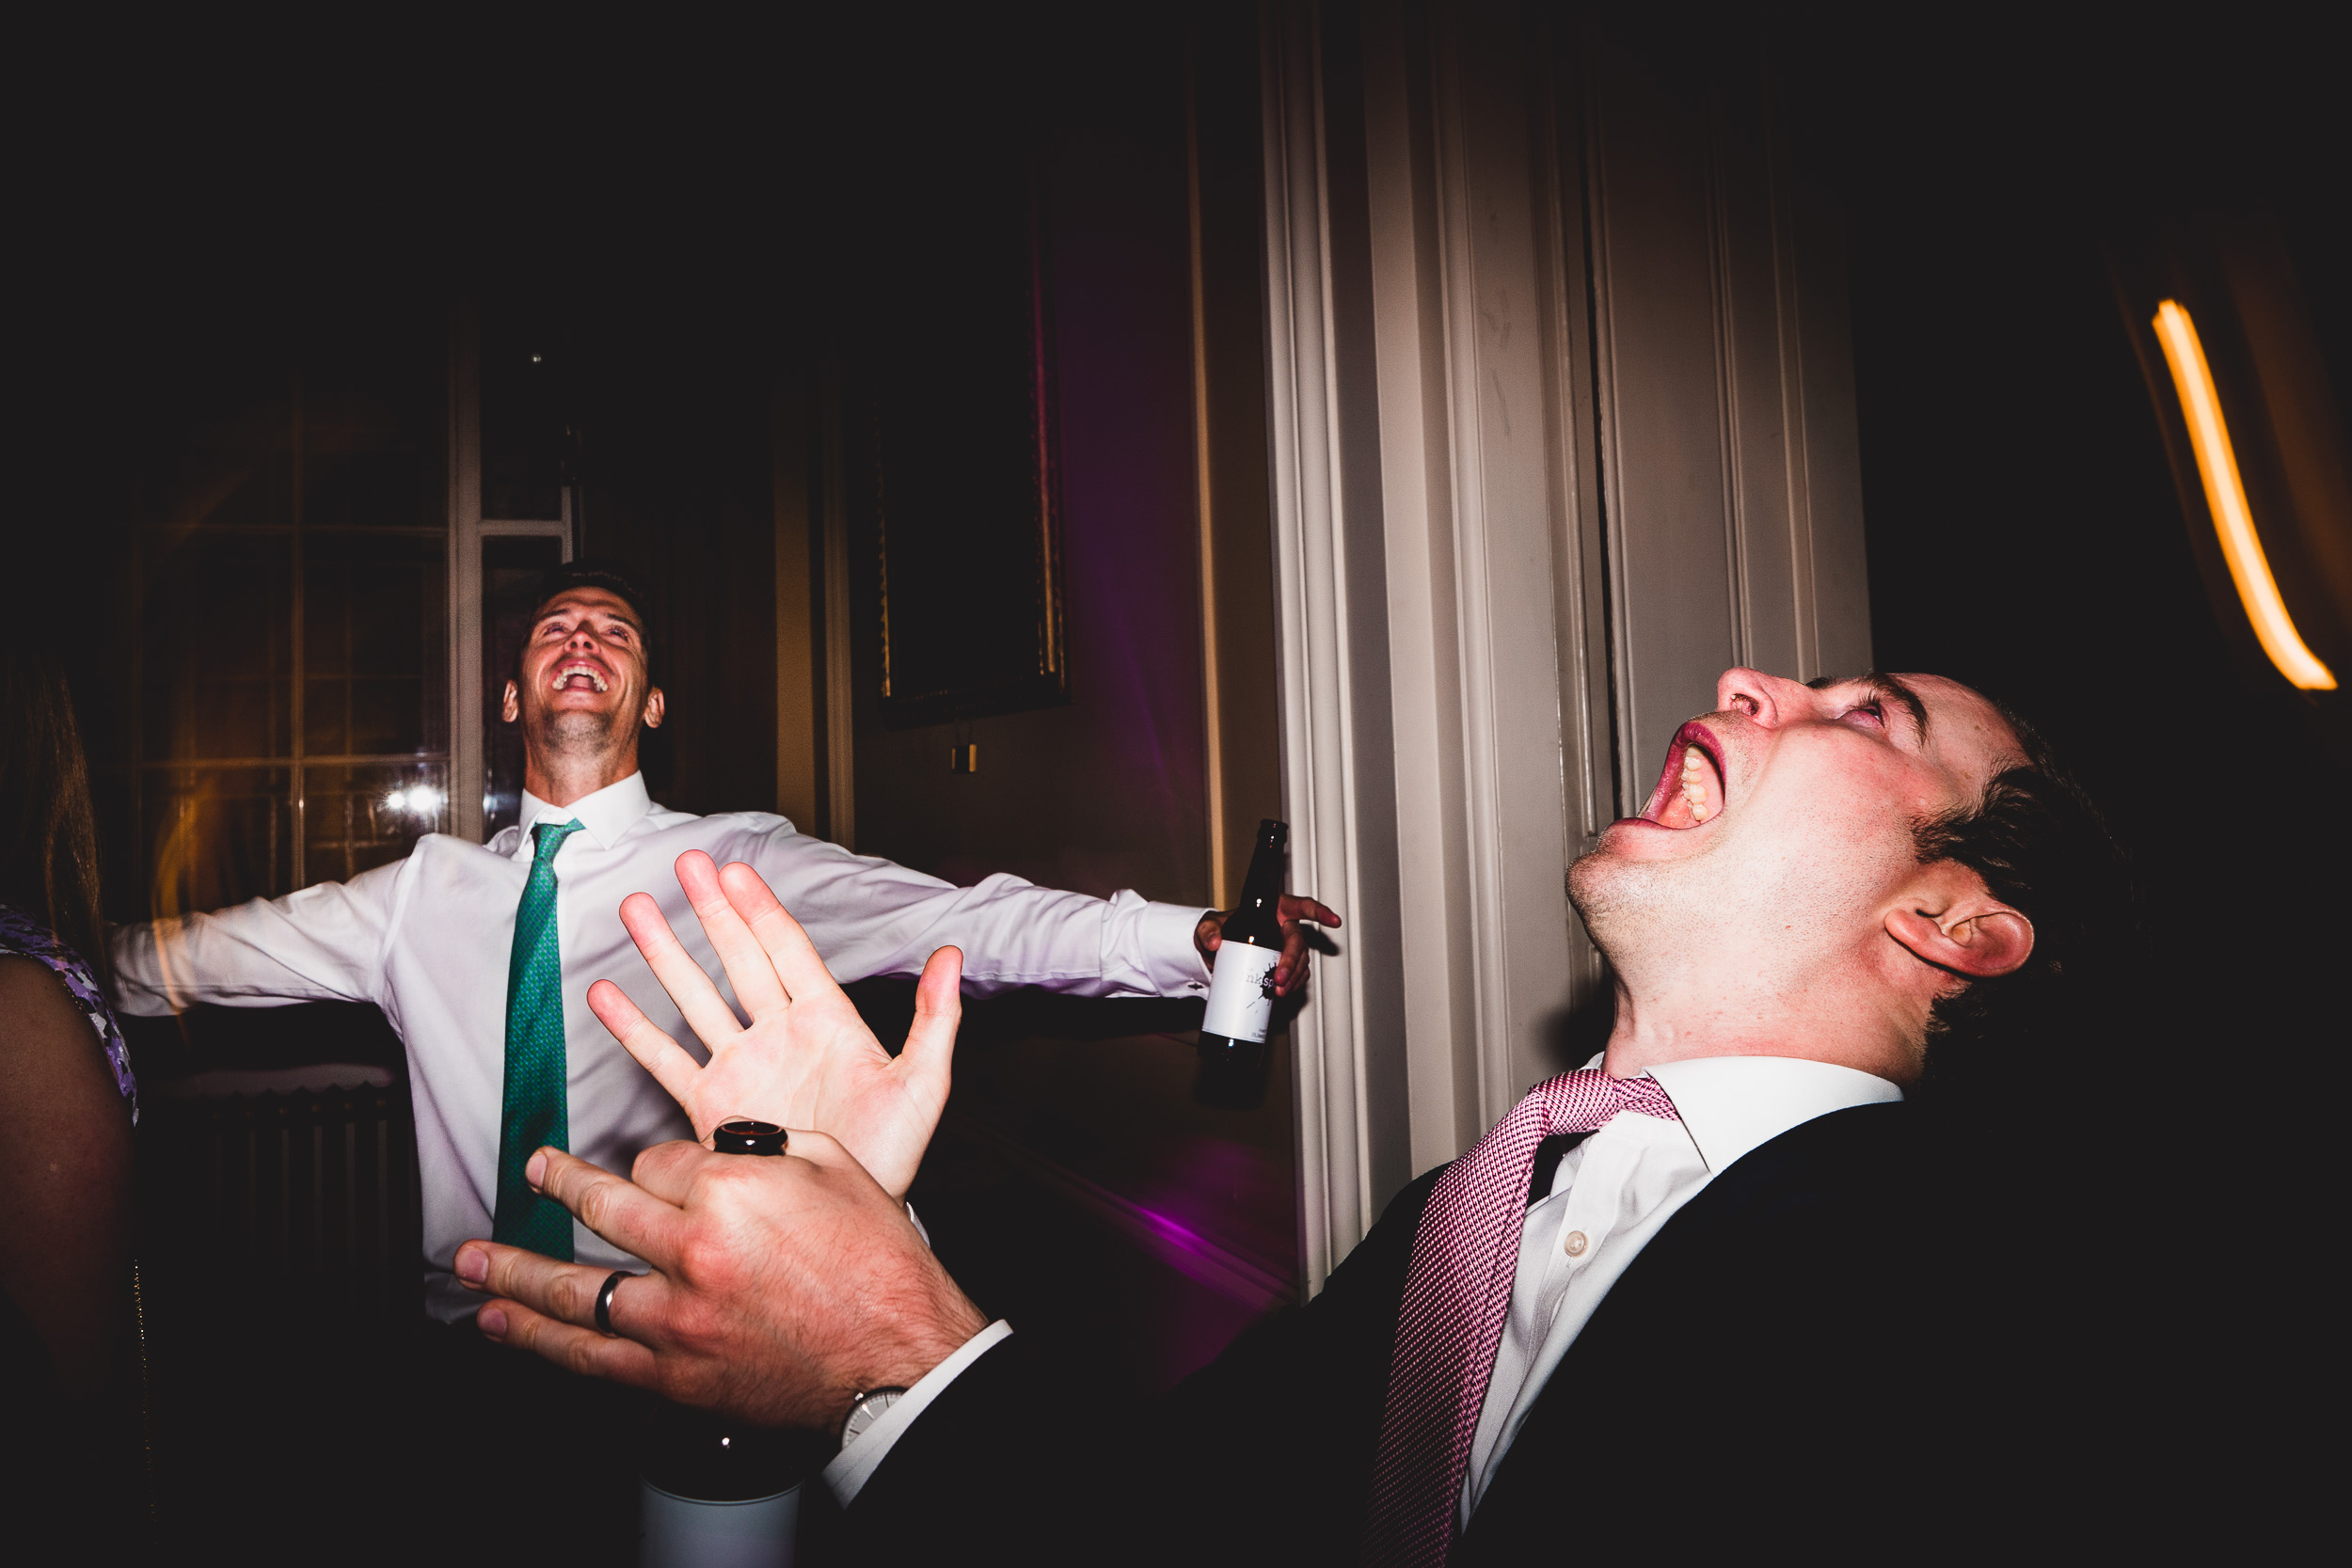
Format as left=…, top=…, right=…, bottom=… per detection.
left=586, top=850, right=961, bottom=1201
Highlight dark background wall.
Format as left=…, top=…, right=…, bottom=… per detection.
left=558, top=301, right=782, bottom=821
left=1791, top=8, right=2342, bottom=1459
left=823, top=7, right=1299, bottom=1393
left=846, top=121, right=1214, bottom=908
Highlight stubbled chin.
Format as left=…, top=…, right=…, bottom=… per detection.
left=538, top=706, right=618, bottom=740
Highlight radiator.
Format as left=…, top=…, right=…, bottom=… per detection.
left=137, top=1067, right=424, bottom=1324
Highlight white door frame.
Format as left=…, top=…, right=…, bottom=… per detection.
left=1260, top=0, right=1871, bottom=1292
left=447, top=309, right=573, bottom=847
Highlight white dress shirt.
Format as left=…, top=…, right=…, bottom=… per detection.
left=1458, top=1054, right=1900, bottom=1524
left=111, top=773, right=1214, bottom=1320
left=820, top=1054, right=1899, bottom=1512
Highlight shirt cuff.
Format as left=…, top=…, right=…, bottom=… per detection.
left=1142, top=900, right=1216, bottom=995
left=820, top=1320, right=1015, bottom=1508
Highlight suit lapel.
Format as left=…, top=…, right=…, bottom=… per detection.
left=1451, top=1101, right=1915, bottom=1562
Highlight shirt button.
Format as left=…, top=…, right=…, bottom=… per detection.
left=1562, top=1229, right=1589, bottom=1258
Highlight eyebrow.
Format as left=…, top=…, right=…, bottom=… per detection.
left=1806, top=671, right=1931, bottom=741
left=534, top=604, right=641, bottom=636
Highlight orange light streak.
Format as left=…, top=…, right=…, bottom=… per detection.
left=2152, top=299, right=2336, bottom=690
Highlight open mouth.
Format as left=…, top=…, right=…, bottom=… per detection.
left=1637, top=721, right=1726, bottom=830
left=551, top=660, right=611, bottom=694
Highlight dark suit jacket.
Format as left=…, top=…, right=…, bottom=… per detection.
left=842, top=1101, right=1987, bottom=1564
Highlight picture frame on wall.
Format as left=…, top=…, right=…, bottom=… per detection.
left=868, top=163, right=1070, bottom=730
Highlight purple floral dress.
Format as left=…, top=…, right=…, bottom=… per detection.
left=0, top=905, right=136, bottom=1125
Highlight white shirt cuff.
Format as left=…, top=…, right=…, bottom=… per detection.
left=820, top=1320, right=1015, bottom=1507
left=1143, top=900, right=1216, bottom=994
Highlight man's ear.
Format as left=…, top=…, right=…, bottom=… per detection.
left=501, top=680, right=520, bottom=723
left=642, top=687, right=666, bottom=731
left=1884, top=862, right=2035, bottom=979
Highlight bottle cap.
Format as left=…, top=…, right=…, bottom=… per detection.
left=713, top=1119, right=787, bottom=1156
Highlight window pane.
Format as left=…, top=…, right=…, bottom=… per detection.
left=131, top=307, right=451, bottom=911
left=304, top=532, right=450, bottom=758
left=144, top=767, right=295, bottom=911
left=305, top=764, right=450, bottom=888
left=142, top=533, right=294, bottom=763
left=482, top=535, right=566, bottom=836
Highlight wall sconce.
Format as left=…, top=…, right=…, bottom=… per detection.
left=2150, top=299, right=2337, bottom=690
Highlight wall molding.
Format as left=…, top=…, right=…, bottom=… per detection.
left=774, top=369, right=820, bottom=831
left=1261, top=0, right=1375, bottom=1294
left=818, top=363, right=857, bottom=849
left=1260, top=3, right=1870, bottom=1291
left=447, top=310, right=485, bottom=847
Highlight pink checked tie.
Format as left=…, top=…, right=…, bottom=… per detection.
left=1363, top=1069, right=1681, bottom=1566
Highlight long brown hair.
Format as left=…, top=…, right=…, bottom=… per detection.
left=0, top=650, right=111, bottom=989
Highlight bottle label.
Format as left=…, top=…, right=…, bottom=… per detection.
left=1201, top=939, right=1280, bottom=1044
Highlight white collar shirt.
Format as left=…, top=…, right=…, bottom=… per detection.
left=1460, top=1054, right=1902, bottom=1525
left=513, top=772, right=660, bottom=856
left=112, top=772, right=1214, bottom=1320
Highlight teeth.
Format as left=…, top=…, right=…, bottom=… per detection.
left=551, top=663, right=610, bottom=693
left=1680, top=746, right=1711, bottom=823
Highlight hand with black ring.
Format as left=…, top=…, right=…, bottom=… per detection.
left=453, top=1134, right=984, bottom=1430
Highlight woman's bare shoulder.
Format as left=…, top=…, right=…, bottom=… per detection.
left=0, top=955, right=105, bottom=1055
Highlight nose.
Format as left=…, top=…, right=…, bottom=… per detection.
left=1716, top=667, right=1813, bottom=728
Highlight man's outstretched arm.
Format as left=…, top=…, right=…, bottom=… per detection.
left=734, top=824, right=1340, bottom=999
left=587, top=852, right=1329, bottom=1202
left=109, top=856, right=407, bottom=1016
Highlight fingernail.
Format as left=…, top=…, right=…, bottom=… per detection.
left=479, top=1307, right=508, bottom=1339
left=526, top=1151, right=547, bottom=1189
left=455, top=1245, right=486, bottom=1285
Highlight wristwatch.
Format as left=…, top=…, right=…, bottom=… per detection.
left=841, top=1386, right=910, bottom=1450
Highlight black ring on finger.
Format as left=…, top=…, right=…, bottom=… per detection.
left=595, top=1270, right=633, bottom=1337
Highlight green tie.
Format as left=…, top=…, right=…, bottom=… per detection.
left=494, top=818, right=586, bottom=1259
